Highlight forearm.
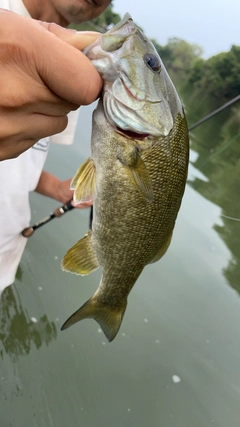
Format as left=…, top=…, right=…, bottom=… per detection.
left=35, top=170, right=93, bottom=208
left=35, top=170, right=69, bottom=203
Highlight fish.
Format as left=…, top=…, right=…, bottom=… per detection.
left=61, top=13, right=189, bottom=342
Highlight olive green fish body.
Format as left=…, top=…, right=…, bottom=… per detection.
left=92, top=101, right=188, bottom=276
left=61, top=14, right=189, bottom=341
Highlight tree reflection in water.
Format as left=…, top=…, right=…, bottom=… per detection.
left=186, top=100, right=240, bottom=295
left=0, top=284, right=57, bottom=362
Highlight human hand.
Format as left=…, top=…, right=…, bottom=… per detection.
left=35, top=172, right=93, bottom=208
left=0, top=9, right=102, bottom=160
left=56, top=178, right=93, bottom=209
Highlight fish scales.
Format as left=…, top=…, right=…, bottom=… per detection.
left=93, top=113, right=186, bottom=261
left=61, top=13, right=189, bottom=341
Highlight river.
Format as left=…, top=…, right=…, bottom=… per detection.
left=1, top=96, right=240, bottom=426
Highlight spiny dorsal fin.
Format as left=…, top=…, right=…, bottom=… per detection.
left=61, top=230, right=99, bottom=275
left=71, top=157, right=96, bottom=203
left=61, top=294, right=127, bottom=342
left=118, top=147, right=153, bottom=203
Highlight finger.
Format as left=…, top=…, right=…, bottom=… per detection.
left=1, top=112, right=68, bottom=140
left=0, top=72, right=79, bottom=115
left=36, top=26, right=103, bottom=105
left=27, top=113, right=69, bottom=140
left=71, top=200, right=93, bottom=208
left=0, top=114, right=68, bottom=160
left=0, top=139, right=36, bottom=161
left=39, top=23, right=100, bottom=50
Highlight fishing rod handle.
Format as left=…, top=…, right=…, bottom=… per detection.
left=21, top=213, right=54, bottom=237
left=53, top=200, right=75, bottom=217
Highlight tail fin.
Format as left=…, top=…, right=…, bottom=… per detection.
left=61, top=296, right=127, bottom=342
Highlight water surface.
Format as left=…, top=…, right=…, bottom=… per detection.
left=1, top=101, right=240, bottom=427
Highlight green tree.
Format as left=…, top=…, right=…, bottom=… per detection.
left=155, top=38, right=203, bottom=72
left=189, top=58, right=205, bottom=84
left=153, top=38, right=203, bottom=89
left=190, top=45, right=240, bottom=101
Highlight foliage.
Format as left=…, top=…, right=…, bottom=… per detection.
left=71, top=2, right=240, bottom=103
left=152, top=37, right=240, bottom=103
left=154, top=37, right=203, bottom=73
left=188, top=45, right=240, bottom=101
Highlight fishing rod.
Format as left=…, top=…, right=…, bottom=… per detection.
left=21, top=94, right=240, bottom=238
left=21, top=200, right=74, bottom=238
left=189, top=94, right=240, bottom=131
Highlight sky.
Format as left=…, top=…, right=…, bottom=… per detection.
left=114, top=0, right=240, bottom=58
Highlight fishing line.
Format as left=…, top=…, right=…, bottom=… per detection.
left=20, top=86, right=240, bottom=235
left=221, top=214, right=240, bottom=222
left=189, top=95, right=240, bottom=223
left=197, top=132, right=240, bottom=169
left=188, top=94, right=240, bottom=131
left=189, top=94, right=240, bottom=167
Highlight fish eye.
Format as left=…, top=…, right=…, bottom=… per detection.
left=144, top=53, right=161, bottom=72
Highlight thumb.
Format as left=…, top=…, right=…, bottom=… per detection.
left=36, top=22, right=103, bottom=105
left=39, top=22, right=101, bottom=50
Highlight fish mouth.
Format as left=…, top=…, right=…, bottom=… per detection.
left=116, top=127, right=150, bottom=140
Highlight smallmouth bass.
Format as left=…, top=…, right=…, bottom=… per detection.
left=61, top=14, right=189, bottom=341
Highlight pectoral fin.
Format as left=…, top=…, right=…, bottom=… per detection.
left=71, top=157, right=96, bottom=203
left=61, top=230, right=99, bottom=275
left=118, top=147, right=153, bottom=203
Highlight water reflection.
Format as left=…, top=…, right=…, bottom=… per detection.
left=0, top=95, right=240, bottom=427
left=16, top=265, right=23, bottom=282
left=186, top=99, right=240, bottom=295
left=0, top=285, right=57, bottom=361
